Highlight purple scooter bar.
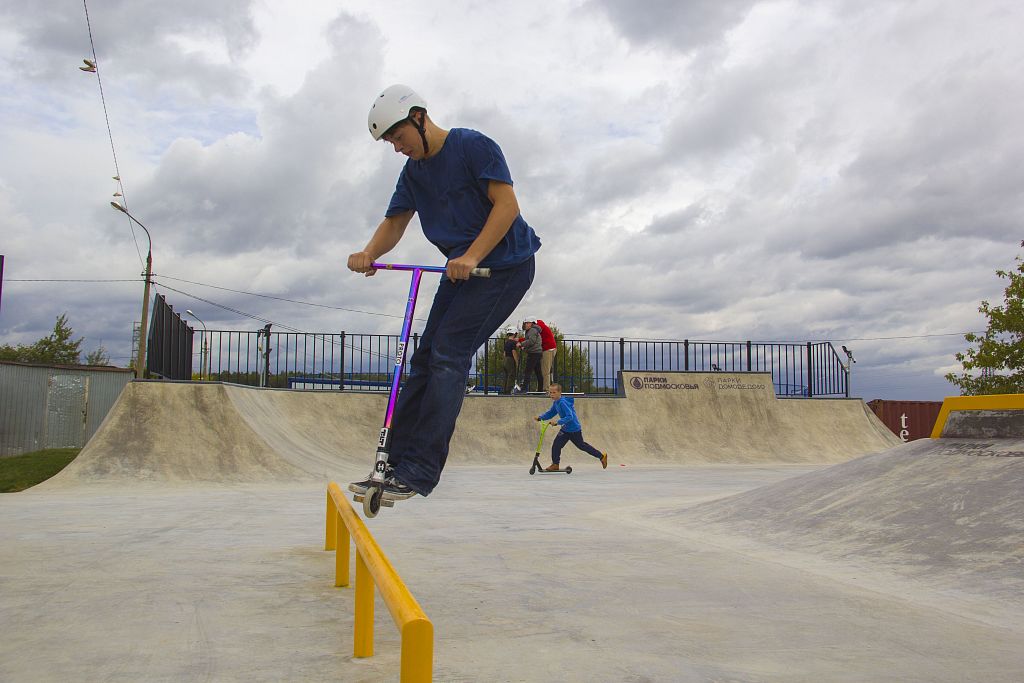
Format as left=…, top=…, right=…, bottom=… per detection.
left=357, top=262, right=491, bottom=518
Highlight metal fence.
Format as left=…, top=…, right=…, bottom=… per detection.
left=148, top=294, right=193, bottom=380
left=191, top=330, right=849, bottom=398
left=0, top=361, right=133, bottom=456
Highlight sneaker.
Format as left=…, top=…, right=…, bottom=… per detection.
left=348, top=477, right=374, bottom=495
left=348, top=465, right=393, bottom=495
left=600, top=452, right=608, bottom=469
left=381, top=476, right=417, bottom=501
left=545, top=463, right=560, bottom=472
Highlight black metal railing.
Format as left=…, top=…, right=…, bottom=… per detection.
left=148, top=294, right=193, bottom=380
left=189, top=330, right=849, bottom=398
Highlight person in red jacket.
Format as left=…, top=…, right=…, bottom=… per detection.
left=536, top=318, right=556, bottom=391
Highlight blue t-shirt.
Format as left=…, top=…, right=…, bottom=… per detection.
left=385, top=128, right=541, bottom=269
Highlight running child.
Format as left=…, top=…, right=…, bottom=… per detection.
left=535, top=383, right=608, bottom=471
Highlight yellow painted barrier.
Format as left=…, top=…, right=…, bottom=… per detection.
left=930, top=394, right=1024, bottom=438
left=325, top=482, right=433, bottom=682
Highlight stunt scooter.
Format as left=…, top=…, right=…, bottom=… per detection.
left=353, top=262, right=490, bottom=518
left=529, top=420, right=572, bottom=475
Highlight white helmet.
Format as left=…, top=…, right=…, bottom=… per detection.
left=368, top=85, right=427, bottom=140
left=522, top=317, right=536, bottom=325
left=504, top=325, right=517, bottom=335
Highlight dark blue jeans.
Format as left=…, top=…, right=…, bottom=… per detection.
left=388, top=256, right=535, bottom=495
left=551, top=429, right=602, bottom=464
left=522, top=352, right=543, bottom=392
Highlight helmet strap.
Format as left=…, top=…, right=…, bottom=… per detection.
left=409, top=109, right=429, bottom=157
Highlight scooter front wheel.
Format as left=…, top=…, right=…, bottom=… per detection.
left=364, top=484, right=384, bottom=518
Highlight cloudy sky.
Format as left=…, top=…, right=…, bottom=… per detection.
left=1, top=0, right=1021, bottom=400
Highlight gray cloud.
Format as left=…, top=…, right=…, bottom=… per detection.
left=128, top=13, right=386, bottom=256
left=645, top=203, right=705, bottom=236
left=1, top=0, right=257, bottom=99
left=3, top=1, right=1022, bottom=402
left=585, top=0, right=758, bottom=52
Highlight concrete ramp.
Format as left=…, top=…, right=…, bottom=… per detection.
left=41, top=383, right=312, bottom=486
left=667, top=394, right=1024, bottom=610
left=44, top=372, right=898, bottom=486
left=42, top=382, right=391, bottom=487
left=598, top=371, right=898, bottom=463
left=221, top=383, right=386, bottom=479
left=450, top=371, right=898, bottom=465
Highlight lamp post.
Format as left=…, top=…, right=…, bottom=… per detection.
left=186, top=309, right=209, bottom=380
left=841, top=345, right=856, bottom=398
left=111, top=201, right=152, bottom=379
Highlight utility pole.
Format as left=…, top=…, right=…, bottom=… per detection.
left=138, top=249, right=152, bottom=378
left=111, top=202, right=153, bottom=379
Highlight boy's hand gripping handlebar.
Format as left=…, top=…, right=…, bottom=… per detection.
left=370, top=262, right=491, bottom=278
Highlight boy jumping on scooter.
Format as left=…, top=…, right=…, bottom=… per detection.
left=535, top=383, right=608, bottom=471
left=348, top=85, right=540, bottom=501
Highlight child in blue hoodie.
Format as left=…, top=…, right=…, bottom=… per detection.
left=535, top=383, right=608, bottom=471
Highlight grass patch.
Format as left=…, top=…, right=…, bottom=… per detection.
left=0, top=448, right=80, bottom=492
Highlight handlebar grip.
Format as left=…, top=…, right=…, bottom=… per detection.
left=470, top=267, right=491, bottom=278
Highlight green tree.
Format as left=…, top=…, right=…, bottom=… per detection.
left=84, top=345, right=111, bottom=366
left=945, top=243, right=1024, bottom=395
left=476, top=334, right=517, bottom=390
left=0, top=314, right=84, bottom=365
left=554, top=340, right=598, bottom=393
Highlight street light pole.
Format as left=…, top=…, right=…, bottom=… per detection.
left=111, top=202, right=152, bottom=379
left=186, top=309, right=209, bottom=380
left=841, top=345, right=856, bottom=398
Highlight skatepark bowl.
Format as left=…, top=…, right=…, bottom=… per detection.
left=1, top=374, right=1023, bottom=682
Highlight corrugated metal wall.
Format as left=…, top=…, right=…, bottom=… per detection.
left=0, top=362, right=132, bottom=456
left=867, top=399, right=943, bottom=442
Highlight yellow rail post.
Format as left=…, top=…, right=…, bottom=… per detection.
left=326, top=483, right=434, bottom=682
left=401, top=618, right=434, bottom=682
left=354, top=551, right=375, bottom=657
left=335, top=516, right=350, bottom=588
left=325, top=490, right=337, bottom=551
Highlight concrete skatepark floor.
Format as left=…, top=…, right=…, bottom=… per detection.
left=4, top=380, right=1021, bottom=681
left=3, top=464, right=1023, bottom=682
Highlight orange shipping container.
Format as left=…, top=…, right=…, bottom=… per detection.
left=867, top=400, right=943, bottom=442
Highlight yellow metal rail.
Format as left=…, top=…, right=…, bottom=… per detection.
left=325, top=482, right=433, bottom=682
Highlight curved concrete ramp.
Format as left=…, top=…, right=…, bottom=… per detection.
left=44, top=372, right=898, bottom=486
left=450, top=371, right=898, bottom=465
left=42, top=382, right=390, bottom=488
left=580, top=371, right=897, bottom=463
left=221, top=383, right=386, bottom=480
left=669, top=418, right=1024, bottom=610
left=42, top=383, right=311, bottom=486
